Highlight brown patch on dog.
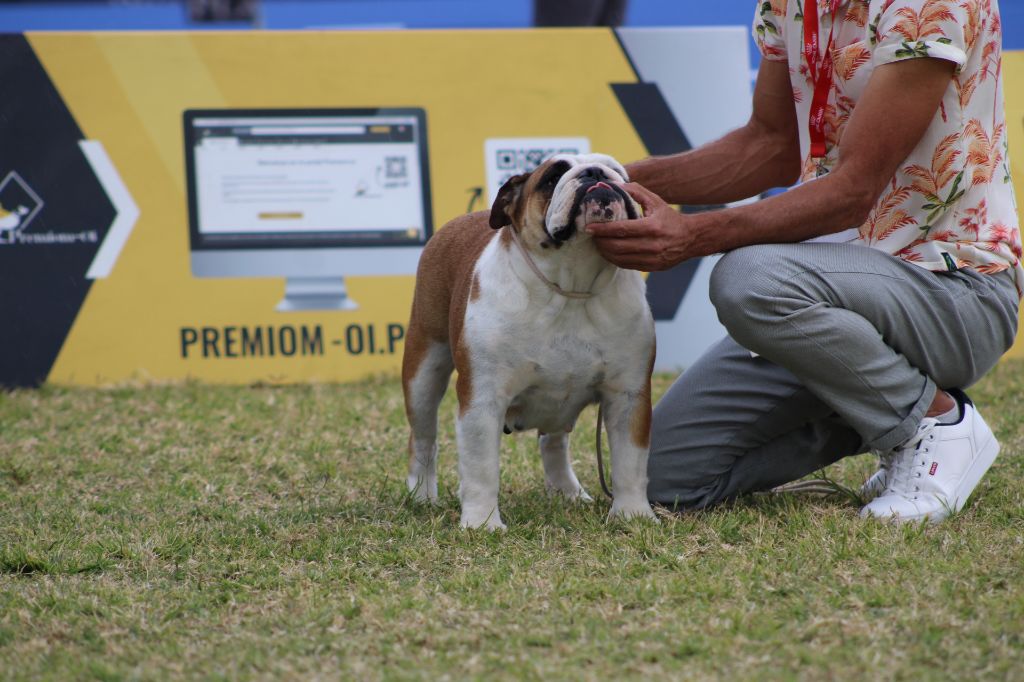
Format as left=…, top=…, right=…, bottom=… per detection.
left=489, top=173, right=528, bottom=229
left=489, top=157, right=572, bottom=249
left=402, top=210, right=496, bottom=420
left=405, top=157, right=572, bottom=422
left=454, top=338, right=473, bottom=417
left=499, top=224, right=513, bottom=249
left=630, top=343, right=657, bottom=449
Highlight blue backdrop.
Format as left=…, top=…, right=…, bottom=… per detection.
left=1, top=0, right=1021, bottom=92
left=3, top=0, right=1022, bottom=69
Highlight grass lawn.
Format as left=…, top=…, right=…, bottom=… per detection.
left=2, top=362, right=1023, bottom=680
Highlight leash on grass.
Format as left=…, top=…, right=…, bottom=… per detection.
left=768, top=475, right=862, bottom=503
left=770, top=479, right=843, bottom=495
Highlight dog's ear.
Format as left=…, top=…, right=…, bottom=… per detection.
left=489, top=173, right=529, bottom=229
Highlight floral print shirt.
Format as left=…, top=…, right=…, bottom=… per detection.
left=754, top=0, right=1022, bottom=288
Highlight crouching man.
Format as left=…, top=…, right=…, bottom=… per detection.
left=587, top=0, right=1021, bottom=522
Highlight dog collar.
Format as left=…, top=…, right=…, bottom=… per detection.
left=507, top=226, right=595, bottom=300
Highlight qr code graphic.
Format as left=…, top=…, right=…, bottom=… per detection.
left=496, top=150, right=517, bottom=170
left=485, top=138, right=590, bottom=202
left=493, top=146, right=584, bottom=175
left=523, top=148, right=547, bottom=171
left=385, top=156, right=408, bottom=180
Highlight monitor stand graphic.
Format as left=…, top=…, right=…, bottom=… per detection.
left=277, top=276, right=358, bottom=312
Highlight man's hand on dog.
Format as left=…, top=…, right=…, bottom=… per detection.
left=585, top=182, right=695, bottom=272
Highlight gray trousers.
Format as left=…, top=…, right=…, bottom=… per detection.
left=647, top=243, right=1020, bottom=510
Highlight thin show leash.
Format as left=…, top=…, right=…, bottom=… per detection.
left=506, top=226, right=615, bottom=500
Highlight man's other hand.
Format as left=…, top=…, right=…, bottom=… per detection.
left=586, top=182, right=695, bottom=271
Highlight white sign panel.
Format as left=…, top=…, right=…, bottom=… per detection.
left=616, top=27, right=754, bottom=371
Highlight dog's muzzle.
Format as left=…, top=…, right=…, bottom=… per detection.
left=582, top=181, right=631, bottom=223
left=547, top=166, right=637, bottom=244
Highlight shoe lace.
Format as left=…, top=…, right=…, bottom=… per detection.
left=884, top=418, right=939, bottom=498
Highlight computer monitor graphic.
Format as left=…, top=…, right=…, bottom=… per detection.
left=184, top=108, right=432, bottom=311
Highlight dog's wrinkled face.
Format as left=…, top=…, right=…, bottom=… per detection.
left=488, top=153, right=640, bottom=247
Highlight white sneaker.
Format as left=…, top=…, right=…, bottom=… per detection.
left=860, top=392, right=999, bottom=524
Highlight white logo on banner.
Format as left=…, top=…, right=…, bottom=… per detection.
left=0, top=143, right=138, bottom=280
left=0, top=171, right=45, bottom=243
left=484, top=137, right=590, bottom=203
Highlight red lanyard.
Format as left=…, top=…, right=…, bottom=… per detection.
left=804, top=0, right=842, bottom=159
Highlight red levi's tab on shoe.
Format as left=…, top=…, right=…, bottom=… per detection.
left=929, top=462, right=939, bottom=476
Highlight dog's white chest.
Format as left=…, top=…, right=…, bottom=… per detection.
left=503, top=330, right=609, bottom=433
left=465, top=262, right=649, bottom=435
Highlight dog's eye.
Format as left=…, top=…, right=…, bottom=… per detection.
left=540, top=161, right=570, bottom=190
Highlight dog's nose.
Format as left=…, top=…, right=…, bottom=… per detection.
left=577, top=166, right=606, bottom=182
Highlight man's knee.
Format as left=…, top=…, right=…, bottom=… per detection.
left=710, top=245, right=796, bottom=342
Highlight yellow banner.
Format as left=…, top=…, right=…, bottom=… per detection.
left=5, top=33, right=1022, bottom=385
left=25, top=30, right=646, bottom=385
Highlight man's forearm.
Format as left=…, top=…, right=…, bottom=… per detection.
left=681, top=168, right=874, bottom=258
left=626, top=122, right=801, bottom=207
left=586, top=167, right=874, bottom=272
left=677, top=57, right=957, bottom=259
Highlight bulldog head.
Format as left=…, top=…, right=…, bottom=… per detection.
left=488, top=153, right=640, bottom=247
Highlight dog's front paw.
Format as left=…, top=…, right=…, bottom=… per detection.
left=608, top=499, right=658, bottom=523
left=460, top=507, right=507, bottom=531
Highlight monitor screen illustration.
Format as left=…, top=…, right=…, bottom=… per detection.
left=183, top=108, right=432, bottom=311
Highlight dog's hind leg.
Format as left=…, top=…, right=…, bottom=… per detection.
left=403, top=339, right=453, bottom=502
left=539, top=432, right=592, bottom=502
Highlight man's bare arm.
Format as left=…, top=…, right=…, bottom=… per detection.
left=589, top=56, right=956, bottom=271
left=625, top=59, right=802, bottom=205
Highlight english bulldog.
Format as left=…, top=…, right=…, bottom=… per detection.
left=402, top=153, right=657, bottom=530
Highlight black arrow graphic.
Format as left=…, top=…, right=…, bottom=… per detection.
left=611, top=27, right=715, bottom=323
left=0, top=35, right=116, bottom=387
left=466, top=186, right=483, bottom=213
